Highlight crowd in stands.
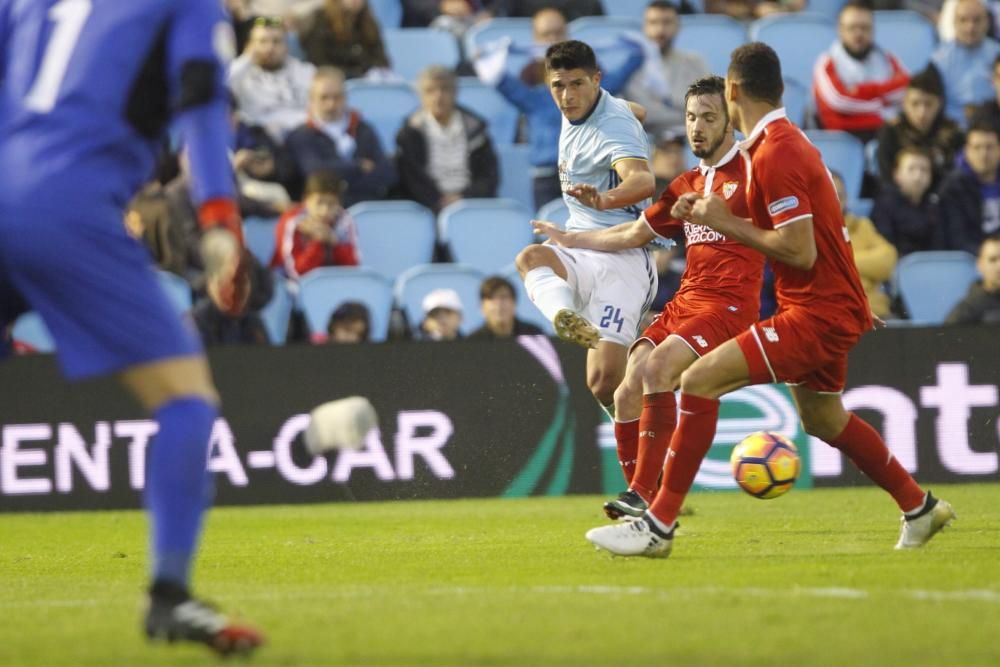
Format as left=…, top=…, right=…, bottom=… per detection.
left=18, top=0, right=1000, bottom=355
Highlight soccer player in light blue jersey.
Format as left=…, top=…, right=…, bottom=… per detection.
left=0, top=0, right=262, bottom=655
left=516, top=40, right=658, bottom=417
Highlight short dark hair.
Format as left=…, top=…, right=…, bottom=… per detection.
left=646, top=1, right=679, bottom=13
left=908, top=66, right=944, bottom=98
left=684, top=75, right=727, bottom=108
left=544, top=40, right=598, bottom=74
left=728, top=42, right=783, bottom=105
left=327, top=301, right=370, bottom=338
left=894, top=146, right=932, bottom=170
left=966, top=115, right=1000, bottom=142
left=839, top=0, right=874, bottom=17
left=480, top=276, right=516, bottom=301
left=303, top=169, right=344, bottom=197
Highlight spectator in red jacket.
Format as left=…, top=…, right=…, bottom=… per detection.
left=272, top=170, right=359, bottom=280
left=813, top=1, right=910, bottom=142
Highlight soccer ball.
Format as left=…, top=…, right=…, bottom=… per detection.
left=730, top=431, right=800, bottom=499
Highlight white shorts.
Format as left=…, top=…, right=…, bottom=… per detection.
left=549, top=245, right=658, bottom=346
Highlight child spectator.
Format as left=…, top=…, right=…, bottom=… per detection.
left=833, top=172, right=898, bottom=318
left=272, top=170, right=360, bottom=280
left=945, top=233, right=1000, bottom=323
left=468, top=276, right=544, bottom=339
left=873, top=147, right=946, bottom=256
left=417, top=288, right=463, bottom=340
left=326, top=301, right=372, bottom=342
left=396, top=66, right=499, bottom=212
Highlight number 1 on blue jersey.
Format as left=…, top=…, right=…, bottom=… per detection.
left=24, top=0, right=93, bottom=113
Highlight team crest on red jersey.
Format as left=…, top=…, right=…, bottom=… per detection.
left=722, top=181, right=738, bottom=200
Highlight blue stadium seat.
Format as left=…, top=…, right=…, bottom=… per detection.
left=464, top=17, right=535, bottom=76
left=157, top=270, right=192, bottom=313
left=11, top=312, right=55, bottom=353
left=501, top=264, right=552, bottom=333
left=496, top=143, right=534, bottom=209
left=895, top=251, right=979, bottom=324
left=599, top=0, right=652, bottom=20
left=807, top=0, right=847, bottom=21
left=457, top=78, right=520, bottom=144
left=244, top=216, right=278, bottom=266
left=748, top=13, right=837, bottom=88
left=349, top=200, right=437, bottom=280
left=536, top=197, right=570, bottom=228
left=394, top=263, right=486, bottom=334
left=259, top=275, right=294, bottom=345
left=874, top=10, right=936, bottom=73
left=439, top=198, right=534, bottom=274
left=804, top=129, right=865, bottom=201
left=568, top=17, right=643, bottom=72
left=345, top=79, right=418, bottom=154
left=369, top=0, right=402, bottom=29
left=783, top=77, right=808, bottom=128
left=383, top=28, right=461, bottom=82
left=298, top=267, right=394, bottom=341
left=674, top=15, right=747, bottom=76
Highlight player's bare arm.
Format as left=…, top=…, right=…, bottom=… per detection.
left=566, top=158, right=654, bottom=211
left=532, top=217, right=656, bottom=251
left=689, top=193, right=817, bottom=270
left=626, top=100, right=647, bottom=124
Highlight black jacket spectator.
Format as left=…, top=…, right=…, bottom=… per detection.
left=871, top=184, right=947, bottom=256
left=191, top=299, right=270, bottom=346
left=876, top=113, right=963, bottom=187
left=285, top=112, right=396, bottom=205
left=945, top=280, right=1000, bottom=323
left=937, top=168, right=993, bottom=254
left=396, top=105, right=499, bottom=211
left=468, top=320, right=544, bottom=339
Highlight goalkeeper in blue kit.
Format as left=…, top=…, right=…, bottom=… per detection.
left=0, top=0, right=263, bottom=655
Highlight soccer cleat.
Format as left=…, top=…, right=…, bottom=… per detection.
left=553, top=309, right=599, bottom=349
left=144, top=582, right=265, bottom=657
left=585, top=515, right=674, bottom=558
left=603, top=489, right=648, bottom=519
left=895, top=495, right=956, bottom=550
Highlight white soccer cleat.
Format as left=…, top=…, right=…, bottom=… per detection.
left=304, top=397, right=378, bottom=455
left=895, top=497, right=956, bottom=550
left=553, top=309, right=599, bottom=349
left=585, top=516, right=673, bottom=558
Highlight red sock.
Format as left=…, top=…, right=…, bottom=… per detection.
left=631, top=392, right=677, bottom=502
left=614, top=419, right=640, bottom=486
left=648, top=393, right=719, bottom=526
left=829, top=413, right=925, bottom=512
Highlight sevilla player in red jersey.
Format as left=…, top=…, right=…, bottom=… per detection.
left=534, top=76, right=764, bottom=519
left=586, top=43, right=955, bottom=558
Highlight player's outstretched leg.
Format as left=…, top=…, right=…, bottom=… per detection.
left=553, top=309, right=599, bottom=349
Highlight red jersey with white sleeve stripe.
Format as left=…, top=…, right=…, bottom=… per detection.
left=739, top=109, right=873, bottom=335
left=641, top=144, right=764, bottom=316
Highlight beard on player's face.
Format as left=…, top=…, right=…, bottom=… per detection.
left=691, top=129, right=726, bottom=159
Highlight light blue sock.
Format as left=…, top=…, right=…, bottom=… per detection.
left=146, top=397, right=217, bottom=588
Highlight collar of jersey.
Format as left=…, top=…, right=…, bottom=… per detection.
left=698, top=141, right=740, bottom=174
left=736, top=107, right=788, bottom=152
left=569, top=90, right=603, bottom=126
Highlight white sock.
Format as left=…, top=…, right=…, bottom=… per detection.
left=523, top=267, right=576, bottom=322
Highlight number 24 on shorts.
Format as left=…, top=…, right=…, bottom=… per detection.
left=599, top=305, right=624, bottom=332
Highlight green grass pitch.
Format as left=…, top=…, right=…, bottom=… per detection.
left=2, top=484, right=999, bottom=666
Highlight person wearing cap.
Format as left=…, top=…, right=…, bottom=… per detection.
left=417, top=288, right=464, bottom=341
